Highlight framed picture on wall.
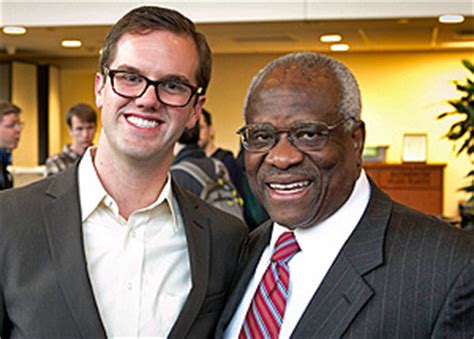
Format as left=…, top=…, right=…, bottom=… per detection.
left=402, top=133, right=427, bottom=163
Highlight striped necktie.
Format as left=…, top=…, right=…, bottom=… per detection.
left=239, top=231, right=300, bottom=339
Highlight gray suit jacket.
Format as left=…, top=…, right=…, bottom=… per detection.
left=216, top=182, right=474, bottom=338
left=0, top=165, right=248, bottom=338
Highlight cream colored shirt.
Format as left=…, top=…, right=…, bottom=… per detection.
left=225, top=171, right=371, bottom=338
left=78, top=148, right=191, bottom=337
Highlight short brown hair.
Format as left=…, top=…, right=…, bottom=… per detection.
left=99, top=6, right=212, bottom=93
left=0, top=101, right=21, bottom=122
left=66, top=103, right=97, bottom=128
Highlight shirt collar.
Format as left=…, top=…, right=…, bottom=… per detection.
left=78, top=147, right=179, bottom=229
left=272, top=170, right=371, bottom=255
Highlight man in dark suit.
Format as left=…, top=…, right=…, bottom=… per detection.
left=217, top=52, right=474, bottom=338
left=0, top=6, right=247, bottom=338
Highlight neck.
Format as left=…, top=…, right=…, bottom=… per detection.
left=70, top=143, right=86, bottom=155
left=93, top=144, right=172, bottom=220
left=204, top=143, right=217, bottom=157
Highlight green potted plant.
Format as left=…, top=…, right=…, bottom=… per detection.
left=437, top=59, right=474, bottom=229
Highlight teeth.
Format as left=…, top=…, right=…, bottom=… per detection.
left=126, top=116, right=159, bottom=129
left=269, top=181, right=309, bottom=194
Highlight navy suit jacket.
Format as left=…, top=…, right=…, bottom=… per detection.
left=217, top=182, right=474, bottom=338
left=0, top=164, right=248, bottom=338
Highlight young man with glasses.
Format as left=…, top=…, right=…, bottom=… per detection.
left=45, top=103, right=98, bottom=176
left=0, top=101, right=23, bottom=190
left=0, top=6, right=247, bottom=338
left=217, top=52, right=474, bottom=338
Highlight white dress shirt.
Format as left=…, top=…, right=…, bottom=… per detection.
left=79, top=148, right=191, bottom=338
left=225, top=171, right=371, bottom=338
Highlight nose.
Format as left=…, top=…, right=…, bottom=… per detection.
left=135, top=83, right=161, bottom=110
left=265, top=135, right=304, bottom=170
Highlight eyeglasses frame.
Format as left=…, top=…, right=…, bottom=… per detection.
left=237, top=116, right=358, bottom=153
left=105, top=68, right=204, bottom=108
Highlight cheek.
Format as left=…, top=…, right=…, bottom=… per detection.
left=244, top=153, right=264, bottom=186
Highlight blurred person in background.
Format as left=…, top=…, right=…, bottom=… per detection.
left=46, top=103, right=97, bottom=176
left=198, top=108, right=242, bottom=194
left=0, top=101, right=22, bottom=190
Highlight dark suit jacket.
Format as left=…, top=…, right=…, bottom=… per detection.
left=0, top=165, right=248, bottom=338
left=217, top=182, right=474, bottom=338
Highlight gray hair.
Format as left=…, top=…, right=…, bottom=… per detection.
left=243, top=52, right=361, bottom=131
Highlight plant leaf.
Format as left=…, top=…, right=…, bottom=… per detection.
left=449, top=101, right=468, bottom=113
left=458, top=184, right=474, bottom=192
left=462, top=59, right=474, bottom=73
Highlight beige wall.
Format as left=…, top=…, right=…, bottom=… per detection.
left=48, top=50, right=472, bottom=218
left=11, top=62, right=38, bottom=166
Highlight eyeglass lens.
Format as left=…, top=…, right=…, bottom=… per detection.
left=1, top=121, right=24, bottom=130
left=110, top=71, right=197, bottom=107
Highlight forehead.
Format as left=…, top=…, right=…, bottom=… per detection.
left=111, top=30, right=199, bottom=81
left=246, top=71, right=341, bottom=126
left=1, top=113, right=20, bottom=122
left=71, top=115, right=94, bottom=125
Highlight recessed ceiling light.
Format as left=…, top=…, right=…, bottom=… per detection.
left=441, top=41, right=474, bottom=48
left=330, top=43, right=350, bottom=52
left=320, top=34, right=342, bottom=43
left=439, top=14, right=465, bottom=24
left=3, top=26, right=27, bottom=35
left=61, top=39, right=82, bottom=48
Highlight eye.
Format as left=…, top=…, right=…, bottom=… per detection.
left=116, top=72, right=143, bottom=84
left=249, top=128, right=274, bottom=143
left=160, top=81, right=189, bottom=94
left=293, top=126, right=326, bottom=142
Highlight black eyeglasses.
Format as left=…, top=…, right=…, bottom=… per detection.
left=237, top=117, right=356, bottom=153
left=105, top=68, right=203, bottom=107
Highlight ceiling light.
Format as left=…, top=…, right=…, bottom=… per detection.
left=438, top=14, right=465, bottom=24
left=330, top=43, right=350, bottom=52
left=3, top=26, right=27, bottom=35
left=441, top=41, right=474, bottom=48
left=320, top=34, right=342, bottom=43
left=61, top=39, right=82, bottom=48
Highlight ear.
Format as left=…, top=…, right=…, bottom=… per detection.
left=186, top=95, right=206, bottom=129
left=94, top=72, right=106, bottom=109
left=209, top=125, right=216, bottom=139
left=352, top=120, right=366, bottom=164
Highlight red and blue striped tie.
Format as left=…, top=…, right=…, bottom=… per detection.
left=239, top=231, right=300, bottom=339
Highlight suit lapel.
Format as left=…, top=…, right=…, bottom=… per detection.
left=42, top=166, right=106, bottom=337
left=291, top=183, right=392, bottom=338
left=216, top=221, right=273, bottom=335
left=168, top=183, right=211, bottom=338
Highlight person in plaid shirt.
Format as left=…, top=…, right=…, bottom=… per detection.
left=45, top=103, right=97, bottom=176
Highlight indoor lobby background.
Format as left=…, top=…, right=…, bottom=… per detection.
left=1, top=1, right=472, bottom=220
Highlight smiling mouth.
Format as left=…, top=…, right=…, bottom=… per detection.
left=126, top=115, right=160, bottom=129
left=268, top=180, right=310, bottom=195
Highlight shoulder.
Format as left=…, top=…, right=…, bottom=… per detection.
left=384, top=202, right=474, bottom=273
left=0, top=166, right=77, bottom=211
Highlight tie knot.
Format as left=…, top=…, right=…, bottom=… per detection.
left=271, top=231, right=300, bottom=263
